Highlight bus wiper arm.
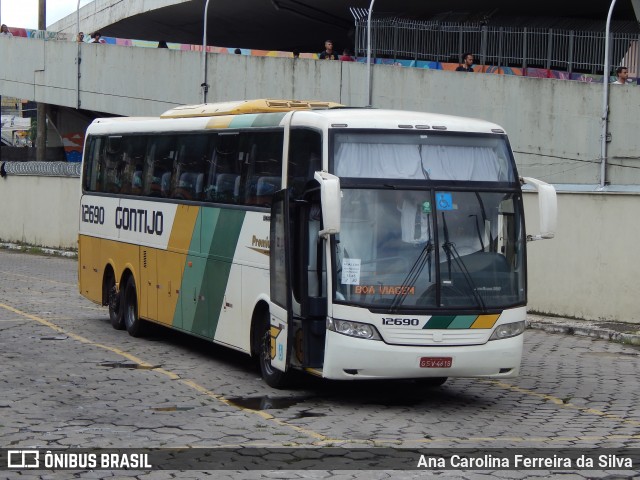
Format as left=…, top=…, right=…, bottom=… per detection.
left=442, top=241, right=486, bottom=311
left=389, top=241, right=433, bottom=313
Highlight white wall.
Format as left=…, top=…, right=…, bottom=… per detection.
left=0, top=175, right=79, bottom=250
left=524, top=191, right=640, bottom=323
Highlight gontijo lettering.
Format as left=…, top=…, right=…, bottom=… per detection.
left=115, top=206, right=164, bottom=235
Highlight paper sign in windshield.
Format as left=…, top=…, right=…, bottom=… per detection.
left=341, top=259, right=361, bottom=285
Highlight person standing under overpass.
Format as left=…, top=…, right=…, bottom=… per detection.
left=319, top=40, right=338, bottom=60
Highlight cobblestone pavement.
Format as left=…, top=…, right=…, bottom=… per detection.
left=0, top=250, right=639, bottom=479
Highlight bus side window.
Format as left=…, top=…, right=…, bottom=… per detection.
left=288, top=129, right=321, bottom=199
left=173, top=134, right=211, bottom=201
left=83, top=136, right=103, bottom=192
left=205, top=133, right=240, bottom=204
left=104, top=136, right=124, bottom=193
left=120, top=136, right=148, bottom=196
left=244, top=131, right=283, bottom=207
left=144, top=135, right=177, bottom=197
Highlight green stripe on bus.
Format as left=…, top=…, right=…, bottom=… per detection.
left=447, top=315, right=479, bottom=329
left=229, top=114, right=259, bottom=128
left=177, top=208, right=220, bottom=334
left=423, top=316, right=456, bottom=329
left=189, top=208, right=246, bottom=339
left=252, top=112, right=287, bottom=127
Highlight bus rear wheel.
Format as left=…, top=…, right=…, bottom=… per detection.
left=107, top=275, right=124, bottom=330
left=258, top=311, right=291, bottom=389
left=122, top=276, right=147, bottom=337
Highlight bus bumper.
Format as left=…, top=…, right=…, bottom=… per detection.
left=321, top=330, right=523, bottom=380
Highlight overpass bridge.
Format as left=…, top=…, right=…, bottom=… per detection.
left=1, top=33, right=640, bottom=185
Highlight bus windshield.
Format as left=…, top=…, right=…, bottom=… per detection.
left=334, top=188, right=525, bottom=310
left=331, top=129, right=525, bottom=310
left=332, top=131, right=516, bottom=183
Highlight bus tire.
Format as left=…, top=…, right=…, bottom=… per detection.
left=107, top=274, right=124, bottom=330
left=122, top=275, right=147, bottom=337
left=258, top=310, right=291, bottom=389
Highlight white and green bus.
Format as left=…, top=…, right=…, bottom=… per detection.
left=79, top=99, right=556, bottom=388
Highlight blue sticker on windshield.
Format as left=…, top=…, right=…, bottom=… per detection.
left=436, top=192, right=453, bottom=211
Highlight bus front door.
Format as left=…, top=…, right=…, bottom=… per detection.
left=269, top=190, right=293, bottom=373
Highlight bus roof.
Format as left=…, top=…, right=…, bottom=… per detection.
left=87, top=102, right=507, bottom=136
left=160, top=99, right=343, bottom=119
left=289, top=108, right=507, bottom=134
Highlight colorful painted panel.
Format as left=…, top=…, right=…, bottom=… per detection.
left=423, top=314, right=501, bottom=329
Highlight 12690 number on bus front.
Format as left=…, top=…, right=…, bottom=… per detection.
left=419, top=357, right=453, bottom=368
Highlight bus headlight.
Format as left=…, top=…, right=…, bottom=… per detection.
left=489, top=321, right=525, bottom=341
left=327, top=318, right=381, bottom=340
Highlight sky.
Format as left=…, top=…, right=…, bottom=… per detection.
left=0, top=0, right=92, bottom=29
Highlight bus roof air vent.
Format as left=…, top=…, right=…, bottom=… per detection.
left=161, top=99, right=343, bottom=118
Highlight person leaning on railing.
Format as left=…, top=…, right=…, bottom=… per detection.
left=456, top=53, right=474, bottom=72
left=89, top=31, right=106, bottom=44
left=0, top=24, right=13, bottom=37
left=612, top=66, right=629, bottom=85
left=319, top=39, right=339, bottom=60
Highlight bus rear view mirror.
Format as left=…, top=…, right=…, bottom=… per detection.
left=522, top=176, right=557, bottom=241
left=314, top=171, right=341, bottom=238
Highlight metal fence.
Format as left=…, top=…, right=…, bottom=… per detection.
left=354, top=18, right=640, bottom=76
left=1, top=161, right=81, bottom=177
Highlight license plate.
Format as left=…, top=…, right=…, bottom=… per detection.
left=420, top=357, right=452, bottom=368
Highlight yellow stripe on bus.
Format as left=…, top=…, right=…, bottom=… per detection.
left=168, top=205, right=200, bottom=252
left=470, top=314, right=500, bottom=329
left=205, top=116, right=234, bottom=129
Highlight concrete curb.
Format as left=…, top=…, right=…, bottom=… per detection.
left=527, top=316, right=640, bottom=346
left=0, top=242, right=77, bottom=258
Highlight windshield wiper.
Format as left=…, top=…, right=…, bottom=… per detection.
left=389, top=241, right=433, bottom=312
left=441, top=212, right=486, bottom=311
left=442, top=241, right=486, bottom=311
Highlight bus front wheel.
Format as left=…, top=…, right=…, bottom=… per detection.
left=122, top=276, right=147, bottom=337
left=258, top=311, right=291, bottom=389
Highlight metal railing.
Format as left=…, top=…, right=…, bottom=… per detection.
left=354, top=18, right=640, bottom=76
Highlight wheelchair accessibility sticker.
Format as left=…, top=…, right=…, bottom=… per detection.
left=436, top=192, right=453, bottom=211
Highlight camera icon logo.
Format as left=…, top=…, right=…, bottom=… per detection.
left=7, top=450, right=40, bottom=468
